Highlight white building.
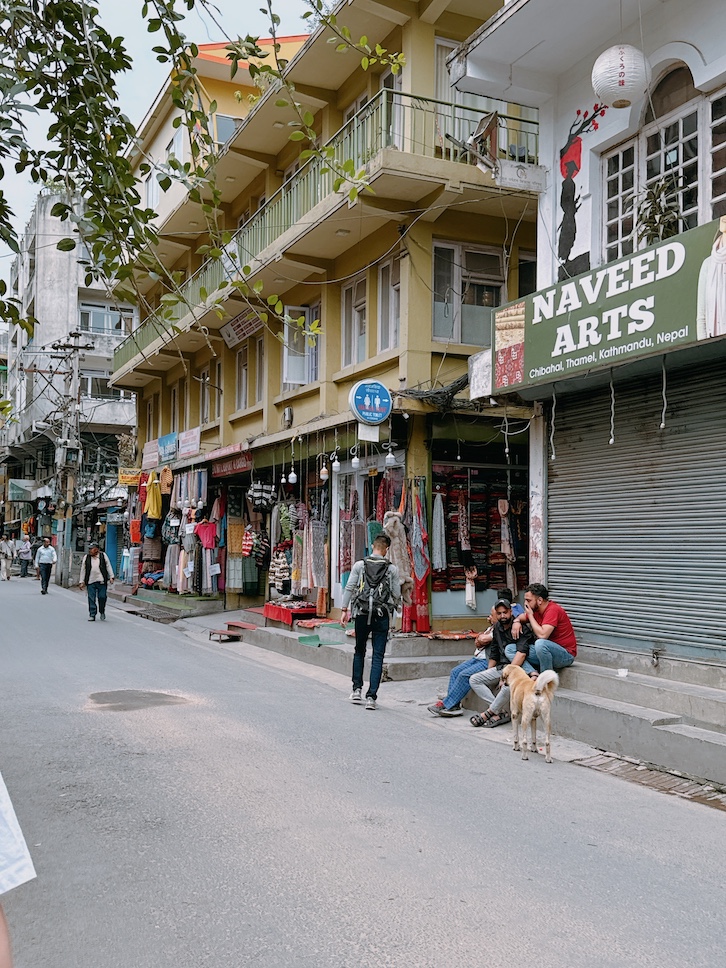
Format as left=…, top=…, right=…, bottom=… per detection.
left=2, top=188, right=136, bottom=536
left=452, top=0, right=726, bottom=660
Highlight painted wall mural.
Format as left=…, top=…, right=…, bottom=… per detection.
left=557, top=103, right=608, bottom=280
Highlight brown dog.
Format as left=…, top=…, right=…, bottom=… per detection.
left=500, top=665, right=560, bottom=762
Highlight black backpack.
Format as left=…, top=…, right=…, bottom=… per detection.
left=351, top=557, right=393, bottom=618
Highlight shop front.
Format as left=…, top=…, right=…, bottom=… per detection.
left=485, top=218, right=726, bottom=662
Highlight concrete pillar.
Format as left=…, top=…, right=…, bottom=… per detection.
left=529, top=402, right=546, bottom=584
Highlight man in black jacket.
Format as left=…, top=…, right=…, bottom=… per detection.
left=468, top=598, right=535, bottom=727
left=79, top=542, right=114, bottom=622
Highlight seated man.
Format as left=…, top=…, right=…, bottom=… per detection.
left=504, top=582, right=577, bottom=674
left=428, top=589, right=523, bottom=718
left=469, top=597, right=536, bottom=727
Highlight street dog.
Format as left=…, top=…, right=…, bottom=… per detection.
left=500, top=665, right=560, bottom=763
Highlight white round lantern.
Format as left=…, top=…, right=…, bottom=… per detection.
left=592, top=44, right=651, bottom=108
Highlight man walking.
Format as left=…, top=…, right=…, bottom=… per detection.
left=34, top=537, right=57, bottom=594
left=79, top=542, right=114, bottom=621
left=0, top=537, right=15, bottom=582
left=504, top=582, right=577, bottom=673
left=17, top=535, right=32, bottom=578
left=340, top=533, right=401, bottom=710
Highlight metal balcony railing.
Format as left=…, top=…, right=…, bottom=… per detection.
left=114, top=91, right=538, bottom=372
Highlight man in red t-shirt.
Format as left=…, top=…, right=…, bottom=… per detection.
left=504, top=582, right=577, bottom=674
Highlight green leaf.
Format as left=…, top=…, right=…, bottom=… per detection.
left=289, top=130, right=306, bottom=141
left=275, top=99, right=289, bottom=107
left=57, top=238, right=76, bottom=252
left=361, top=57, right=369, bottom=71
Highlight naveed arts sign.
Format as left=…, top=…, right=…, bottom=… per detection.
left=493, top=219, right=725, bottom=391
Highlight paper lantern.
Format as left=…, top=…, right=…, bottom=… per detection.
left=592, top=44, right=651, bottom=108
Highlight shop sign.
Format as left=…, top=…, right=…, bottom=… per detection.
left=118, top=467, right=142, bottom=486
left=349, top=380, right=393, bottom=425
left=141, top=439, right=158, bottom=470
left=211, top=452, right=253, bottom=477
left=492, top=218, right=724, bottom=392
left=158, top=432, right=178, bottom=463
left=8, top=479, right=35, bottom=502
left=205, top=442, right=247, bottom=462
left=106, top=512, right=125, bottom=524
left=220, top=309, right=263, bottom=349
left=178, top=426, right=201, bottom=459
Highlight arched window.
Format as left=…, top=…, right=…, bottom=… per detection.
left=602, top=67, right=726, bottom=262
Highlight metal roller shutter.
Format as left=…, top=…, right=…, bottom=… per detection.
left=547, top=367, right=726, bottom=658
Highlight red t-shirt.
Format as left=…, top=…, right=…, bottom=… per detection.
left=538, top=601, right=577, bottom=655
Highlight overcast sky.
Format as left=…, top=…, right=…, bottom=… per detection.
left=0, top=0, right=306, bottom=287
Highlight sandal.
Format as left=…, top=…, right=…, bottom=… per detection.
left=470, top=712, right=490, bottom=727
left=482, top=712, right=512, bottom=728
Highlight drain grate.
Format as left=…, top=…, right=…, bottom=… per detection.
left=575, top=753, right=726, bottom=811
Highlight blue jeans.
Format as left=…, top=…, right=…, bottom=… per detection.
left=443, top=656, right=489, bottom=709
left=504, top=638, right=574, bottom=674
left=87, top=581, right=108, bottom=618
left=352, top=613, right=390, bottom=700
left=19, top=559, right=30, bottom=577
left=39, top=562, right=53, bottom=593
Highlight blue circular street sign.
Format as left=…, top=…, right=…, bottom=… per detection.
left=349, top=380, right=393, bottom=425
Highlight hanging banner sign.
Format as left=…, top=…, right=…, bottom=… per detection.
left=211, top=453, right=253, bottom=478
left=349, top=380, right=393, bottom=425
left=8, top=479, right=35, bottom=502
left=141, top=440, right=158, bottom=470
left=177, top=426, right=201, bottom=459
left=491, top=218, right=725, bottom=393
left=118, top=467, right=142, bottom=486
left=158, top=432, right=178, bottom=463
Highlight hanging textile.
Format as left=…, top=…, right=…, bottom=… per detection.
left=431, top=491, right=447, bottom=571
left=402, top=480, right=431, bottom=633
left=458, top=490, right=471, bottom=551
left=311, top=520, right=328, bottom=589
left=367, top=520, right=383, bottom=550
left=144, top=471, right=162, bottom=519
left=291, top=530, right=304, bottom=596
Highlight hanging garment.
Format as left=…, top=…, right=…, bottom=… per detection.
left=382, top=510, right=413, bottom=606
left=144, top=471, right=162, bottom=520
left=431, top=491, right=447, bottom=571
left=458, top=490, right=471, bottom=551
left=159, top=466, right=173, bottom=495
left=291, top=530, right=304, bottom=596
left=403, top=486, right=431, bottom=634
left=194, top=521, right=217, bottom=550
left=311, top=520, right=328, bottom=589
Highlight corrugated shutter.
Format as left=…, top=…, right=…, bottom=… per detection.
left=547, top=367, right=726, bottom=657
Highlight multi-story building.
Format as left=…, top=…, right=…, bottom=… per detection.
left=112, top=1, right=543, bottom=618
left=452, top=0, right=726, bottom=659
left=3, top=188, right=136, bottom=552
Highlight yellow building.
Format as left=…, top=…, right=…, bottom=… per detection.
left=112, top=0, right=541, bottom=622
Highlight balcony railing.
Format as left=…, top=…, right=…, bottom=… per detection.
left=114, top=91, right=538, bottom=372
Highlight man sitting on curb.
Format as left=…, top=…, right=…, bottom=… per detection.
left=503, top=582, right=577, bottom=674
left=468, top=598, right=536, bottom=727
left=428, top=589, right=524, bottom=718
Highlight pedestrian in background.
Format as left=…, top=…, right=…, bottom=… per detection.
left=34, top=537, right=57, bottom=594
left=0, top=537, right=15, bottom=582
left=0, top=770, right=36, bottom=967
left=16, top=536, right=32, bottom=579
left=79, top=542, right=114, bottom=621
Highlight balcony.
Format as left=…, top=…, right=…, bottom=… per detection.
left=114, top=91, right=538, bottom=375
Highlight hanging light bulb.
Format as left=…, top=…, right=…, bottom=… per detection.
left=281, top=472, right=287, bottom=485
left=351, top=454, right=360, bottom=470
left=320, top=463, right=329, bottom=481
left=332, top=451, right=341, bottom=473
left=288, top=467, right=297, bottom=485
left=385, top=449, right=396, bottom=467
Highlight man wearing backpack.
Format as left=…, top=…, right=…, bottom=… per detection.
left=340, top=533, right=401, bottom=710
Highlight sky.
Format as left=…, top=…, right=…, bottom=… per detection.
left=0, top=0, right=307, bottom=288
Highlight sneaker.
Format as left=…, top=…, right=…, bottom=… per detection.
left=429, top=700, right=445, bottom=711
left=88, top=616, right=96, bottom=622
left=349, top=688, right=362, bottom=703
left=427, top=703, right=462, bottom=717
left=99, top=613, right=106, bottom=621
left=365, top=697, right=376, bottom=710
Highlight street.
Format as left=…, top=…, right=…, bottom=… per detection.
left=0, top=580, right=723, bottom=968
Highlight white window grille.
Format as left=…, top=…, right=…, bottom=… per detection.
left=282, top=305, right=320, bottom=388
left=236, top=347, right=249, bottom=411
left=378, top=255, right=401, bottom=352
left=433, top=243, right=503, bottom=346
left=342, top=278, right=367, bottom=367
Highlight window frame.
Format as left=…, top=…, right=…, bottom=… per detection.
left=282, top=305, right=320, bottom=389
left=342, top=277, right=367, bottom=368
left=199, top=366, right=210, bottom=425
left=165, top=126, right=185, bottom=162
left=236, top=346, right=249, bottom=411
left=432, top=241, right=504, bottom=347
left=254, top=336, right=265, bottom=404
left=79, top=301, right=135, bottom=337
left=145, top=172, right=160, bottom=209
left=378, top=255, right=401, bottom=352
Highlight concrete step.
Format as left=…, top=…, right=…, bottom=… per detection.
left=559, top=662, right=726, bottom=731
left=555, top=689, right=726, bottom=787
left=383, top=654, right=472, bottom=681
left=577, top=644, right=726, bottom=691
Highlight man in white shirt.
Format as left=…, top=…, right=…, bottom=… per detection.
left=34, top=537, right=57, bottom=594
left=79, top=542, right=114, bottom=621
left=0, top=536, right=15, bottom=582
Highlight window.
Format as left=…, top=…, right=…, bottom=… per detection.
left=378, top=255, right=401, bottom=351
left=237, top=209, right=250, bottom=230
left=236, top=347, right=249, bottom=410
left=282, top=305, right=320, bottom=389
left=169, top=384, right=178, bottom=433
left=603, top=70, right=726, bottom=261
left=80, top=302, right=135, bottom=336
left=215, top=115, right=239, bottom=145
left=146, top=397, right=155, bottom=439
left=433, top=243, right=503, bottom=346
left=145, top=173, right=159, bottom=209
left=213, top=360, right=222, bottom=420
left=255, top=337, right=265, bottom=403
left=342, top=278, right=367, bottom=367
left=344, top=94, right=370, bottom=125
left=165, top=126, right=185, bottom=162
left=178, top=379, right=187, bottom=431
left=199, top=367, right=210, bottom=425
left=518, top=251, right=537, bottom=298
left=81, top=372, right=131, bottom=399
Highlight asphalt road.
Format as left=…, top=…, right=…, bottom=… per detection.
left=0, top=577, right=723, bottom=968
